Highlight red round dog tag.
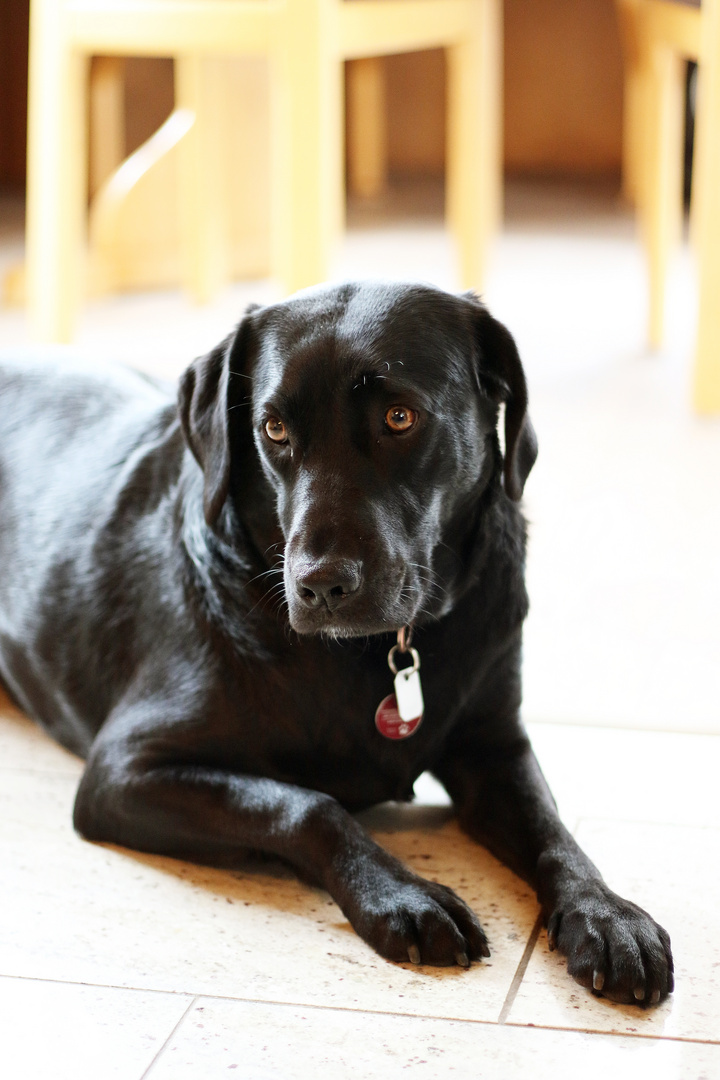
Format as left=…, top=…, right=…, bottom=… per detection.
left=375, top=694, right=423, bottom=739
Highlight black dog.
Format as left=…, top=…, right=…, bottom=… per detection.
left=0, top=282, right=672, bottom=1003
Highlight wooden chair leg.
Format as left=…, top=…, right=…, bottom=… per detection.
left=175, top=56, right=229, bottom=304
left=346, top=57, right=388, bottom=199
left=89, top=57, right=126, bottom=199
left=693, top=0, right=720, bottom=411
left=26, top=0, right=88, bottom=343
left=616, top=0, right=644, bottom=206
left=272, top=2, right=343, bottom=294
left=446, top=0, right=502, bottom=292
left=622, top=64, right=647, bottom=207
left=643, top=40, right=685, bottom=348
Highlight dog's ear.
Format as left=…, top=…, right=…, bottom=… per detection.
left=467, top=296, right=538, bottom=501
left=178, top=308, right=258, bottom=526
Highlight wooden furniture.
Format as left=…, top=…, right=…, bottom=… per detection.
left=617, top=0, right=719, bottom=411
left=26, top=0, right=502, bottom=342
left=693, top=0, right=720, bottom=410
left=83, top=55, right=273, bottom=299
left=616, top=0, right=700, bottom=345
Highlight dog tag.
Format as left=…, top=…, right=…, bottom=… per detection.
left=375, top=694, right=423, bottom=739
left=376, top=641, right=424, bottom=739
left=393, top=664, right=424, bottom=722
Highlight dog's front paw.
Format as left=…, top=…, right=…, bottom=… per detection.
left=546, top=883, right=674, bottom=1005
left=351, top=876, right=490, bottom=968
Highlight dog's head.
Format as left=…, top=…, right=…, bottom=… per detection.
left=179, top=282, right=536, bottom=637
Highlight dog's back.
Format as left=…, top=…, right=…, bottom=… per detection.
left=0, top=354, right=181, bottom=753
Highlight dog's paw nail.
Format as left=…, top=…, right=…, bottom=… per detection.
left=592, top=970, right=605, bottom=991
left=407, top=945, right=421, bottom=965
left=634, top=987, right=645, bottom=1001
left=668, top=972, right=675, bottom=993
left=547, top=934, right=556, bottom=952
left=481, top=942, right=491, bottom=959
left=650, top=989, right=661, bottom=1004
left=455, top=951, right=470, bottom=968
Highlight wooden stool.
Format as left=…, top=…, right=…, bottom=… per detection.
left=617, top=0, right=719, bottom=411
left=693, top=0, right=720, bottom=410
left=26, top=0, right=502, bottom=342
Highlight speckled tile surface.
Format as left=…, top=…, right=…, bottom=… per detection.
left=0, top=754, right=536, bottom=1021
left=144, top=997, right=720, bottom=1080
left=0, top=690, right=83, bottom=774
left=506, top=818, right=720, bottom=1040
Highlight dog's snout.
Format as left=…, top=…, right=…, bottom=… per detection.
left=295, top=560, right=363, bottom=613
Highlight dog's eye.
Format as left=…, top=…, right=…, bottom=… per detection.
left=264, top=417, right=288, bottom=443
left=385, top=405, right=418, bottom=433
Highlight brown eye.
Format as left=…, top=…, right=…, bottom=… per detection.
left=385, top=405, right=418, bottom=433
left=265, top=417, right=288, bottom=443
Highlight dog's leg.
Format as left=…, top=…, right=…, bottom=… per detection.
left=434, top=726, right=674, bottom=1004
left=73, top=741, right=489, bottom=967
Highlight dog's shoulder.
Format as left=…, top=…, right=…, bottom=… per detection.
left=0, top=351, right=178, bottom=485
left=0, top=350, right=170, bottom=423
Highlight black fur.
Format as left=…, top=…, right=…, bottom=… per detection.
left=0, top=282, right=672, bottom=1002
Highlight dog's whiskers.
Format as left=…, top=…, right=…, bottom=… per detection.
left=245, top=566, right=284, bottom=588
left=408, top=561, right=447, bottom=600
left=246, top=575, right=287, bottom=618
left=263, top=543, right=285, bottom=563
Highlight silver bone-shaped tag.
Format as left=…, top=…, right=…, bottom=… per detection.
left=388, top=645, right=424, bottom=722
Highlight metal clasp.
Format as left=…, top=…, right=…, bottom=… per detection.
left=387, top=644, right=420, bottom=676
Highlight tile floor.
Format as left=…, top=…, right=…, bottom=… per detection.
left=1, top=179, right=719, bottom=1078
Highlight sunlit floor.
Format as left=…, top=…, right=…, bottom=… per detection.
left=1, top=178, right=719, bottom=1079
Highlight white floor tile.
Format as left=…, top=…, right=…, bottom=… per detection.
left=145, top=996, right=720, bottom=1080
left=0, top=765, right=536, bottom=1022
left=527, top=721, right=720, bottom=829
left=0, top=689, right=83, bottom=775
left=0, top=975, right=191, bottom=1080
left=506, top=819, right=720, bottom=1041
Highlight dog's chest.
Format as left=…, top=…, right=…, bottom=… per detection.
left=221, top=638, right=462, bottom=809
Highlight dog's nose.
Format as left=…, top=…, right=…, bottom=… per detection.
left=295, top=560, right=363, bottom=612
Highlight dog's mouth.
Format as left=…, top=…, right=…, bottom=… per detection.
left=288, top=606, right=404, bottom=639
left=284, top=561, right=426, bottom=638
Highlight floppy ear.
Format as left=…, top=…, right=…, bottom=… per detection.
left=468, top=297, right=538, bottom=501
left=178, top=309, right=258, bottom=526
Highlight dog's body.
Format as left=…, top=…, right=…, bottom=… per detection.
left=0, top=283, right=673, bottom=1002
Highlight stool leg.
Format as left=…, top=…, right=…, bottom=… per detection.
left=643, top=42, right=685, bottom=348
left=616, top=0, right=644, bottom=207
left=26, top=0, right=88, bottom=343
left=89, top=57, right=126, bottom=199
left=175, top=56, right=230, bottom=304
left=446, top=0, right=502, bottom=293
left=693, top=0, right=720, bottom=412
left=347, top=57, right=388, bottom=199
left=622, top=64, right=646, bottom=208
left=272, top=0, right=343, bottom=294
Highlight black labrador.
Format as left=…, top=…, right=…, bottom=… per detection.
left=0, top=282, right=673, bottom=1004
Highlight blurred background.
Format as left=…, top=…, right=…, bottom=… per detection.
left=0, top=0, right=718, bottom=734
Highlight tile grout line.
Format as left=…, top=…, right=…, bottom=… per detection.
left=497, top=912, right=544, bottom=1024
left=139, top=995, right=199, bottom=1080
left=0, top=971, right=717, bottom=1046
left=501, top=1022, right=720, bottom=1046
